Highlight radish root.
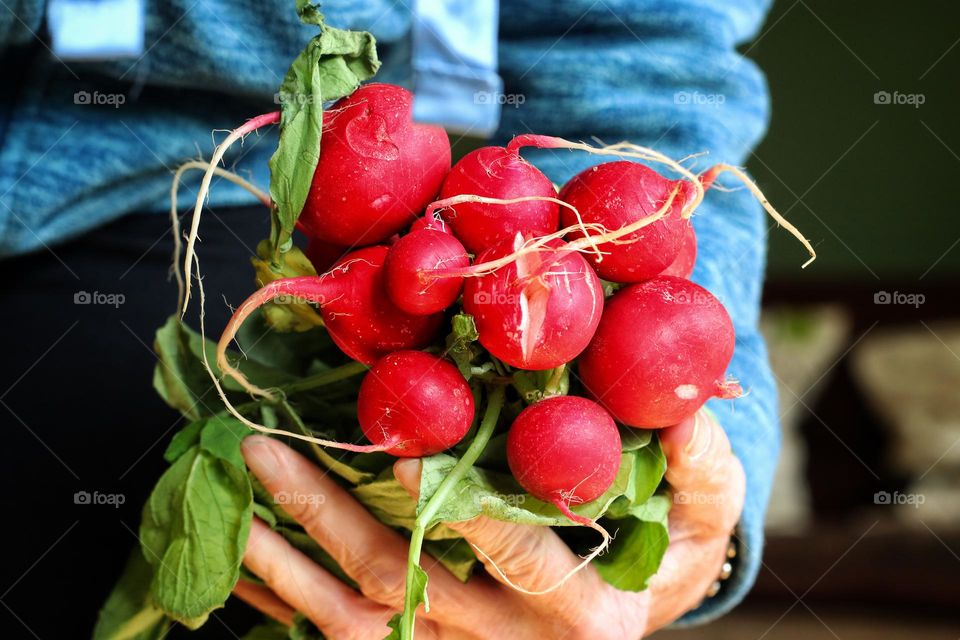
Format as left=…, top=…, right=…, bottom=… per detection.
left=507, top=134, right=816, bottom=268
left=471, top=498, right=611, bottom=596
left=170, top=159, right=272, bottom=310
left=699, top=163, right=816, bottom=268
left=181, top=111, right=281, bottom=315
left=422, top=187, right=681, bottom=281
left=507, top=134, right=704, bottom=218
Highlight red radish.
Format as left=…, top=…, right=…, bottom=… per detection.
left=358, top=351, right=474, bottom=457
left=298, top=84, right=451, bottom=246
left=507, top=396, right=621, bottom=521
left=578, top=275, right=741, bottom=428
left=304, top=237, right=347, bottom=273
left=436, top=146, right=559, bottom=254
left=409, top=215, right=452, bottom=234
left=659, top=222, right=697, bottom=279
left=559, top=160, right=697, bottom=283
left=217, top=246, right=442, bottom=383
left=384, top=228, right=469, bottom=315
left=461, top=235, right=603, bottom=370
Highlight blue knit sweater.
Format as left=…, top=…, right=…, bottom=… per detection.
left=0, top=0, right=778, bottom=627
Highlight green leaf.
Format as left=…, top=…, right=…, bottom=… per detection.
left=140, top=418, right=253, bottom=628
left=594, top=494, right=671, bottom=591
left=152, top=317, right=295, bottom=419
left=415, top=451, right=641, bottom=529
left=268, top=3, right=380, bottom=259
left=93, top=549, right=169, bottom=640
left=163, top=420, right=203, bottom=463
left=199, top=415, right=253, bottom=471
left=619, top=427, right=653, bottom=452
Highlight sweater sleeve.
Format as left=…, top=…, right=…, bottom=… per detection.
left=0, top=0, right=44, bottom=51
left=494, top=0, right=778, bottom=624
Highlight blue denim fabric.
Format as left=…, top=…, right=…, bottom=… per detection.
left=0, top=0, right=777, bottom=626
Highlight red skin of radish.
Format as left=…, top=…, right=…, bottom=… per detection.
left=559, top=161, right=696, bottom=283
left=437, top=146, right=559, bottom=254
left=578, top=276, right=741, bottom=428
left=659, top=222, right=697, bottom=279
left=384, top=228, right=469, bottom=315
left=304, top=237, right=347, bottom=273
left=358, top=351, right=475, bottom=457
left=507, top=396, right=622, bottom=506
left=298, top=83, right=451, bottom=246
left=462, top=236, right=603, bottom=370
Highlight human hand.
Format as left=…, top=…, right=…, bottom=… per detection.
left=235, top=408, right=744, bottom=639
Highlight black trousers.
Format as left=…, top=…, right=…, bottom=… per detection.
left=0, top=207, right=272, bottom=638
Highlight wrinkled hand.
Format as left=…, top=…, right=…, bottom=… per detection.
left=235, top=409, right=745, bottom=639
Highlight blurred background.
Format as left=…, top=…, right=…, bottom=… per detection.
left=664, top=1, right=960, bottom=637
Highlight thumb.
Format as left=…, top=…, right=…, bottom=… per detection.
left=658, top=409, right=745, bottom=538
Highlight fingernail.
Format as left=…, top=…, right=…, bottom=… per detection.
left=393, top=458, right=422, bottom=494
left=242, top=436, right=282, bottom=479
left=684, top=411, right=714, bottom=460
left=394, top=458, right=421, bottom=481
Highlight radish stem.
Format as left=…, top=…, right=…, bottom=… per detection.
left=400, top=385, right=505, bottom=640
left=182, top=111, right=281, bottom=315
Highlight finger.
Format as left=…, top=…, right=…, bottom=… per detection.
left=244, top=518, right=393, bottom=639
left=233, top=579, right=295, bottom=626
left=243, top=436, right=495, bottom=627
left=393, top=458, right=611, bottom=627
left=659, top=409, right=745, bottom=538
left=645, top=410, right=745, bottom=631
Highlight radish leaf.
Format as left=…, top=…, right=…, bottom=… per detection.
left=268, top=1, right=380, bottom=262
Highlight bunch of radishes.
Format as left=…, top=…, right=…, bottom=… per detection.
left=213, top=81, right=781, bottom=520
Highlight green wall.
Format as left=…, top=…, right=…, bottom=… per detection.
left=747, top=1, right=958, bottom=284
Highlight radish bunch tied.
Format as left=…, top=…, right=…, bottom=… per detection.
left=105, top=6, right=818, bottom=640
